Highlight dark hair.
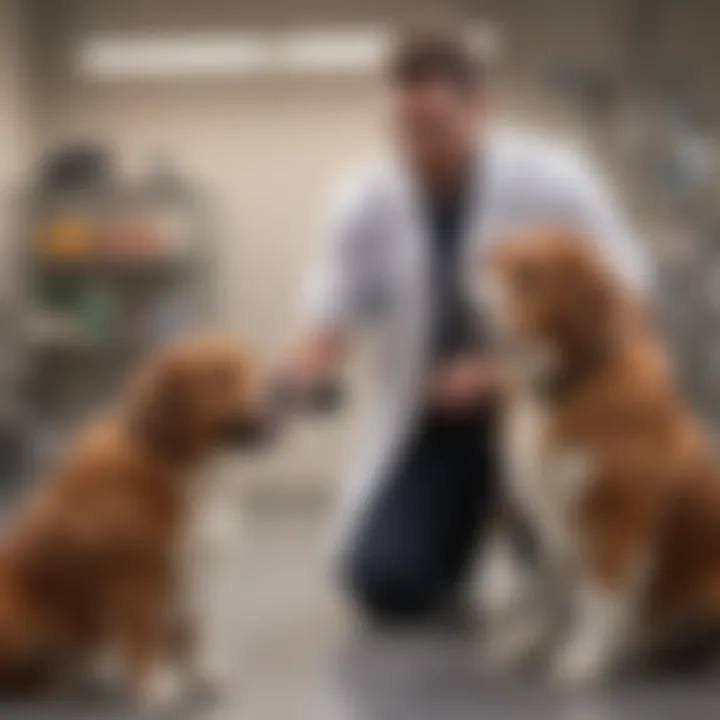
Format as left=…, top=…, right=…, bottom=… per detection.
left=387, top=23, right=485, bottom=93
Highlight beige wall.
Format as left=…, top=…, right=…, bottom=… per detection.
left=0, top=0, right=30, bottom=186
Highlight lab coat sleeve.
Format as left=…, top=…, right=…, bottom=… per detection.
left=301, top=175, right=375, bottom=333
left=562, top=153, right=654, bottom=295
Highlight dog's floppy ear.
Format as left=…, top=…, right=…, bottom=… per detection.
left=129, top=355, right=195, bottom=459
left=560, top=250, right=618, bottom=360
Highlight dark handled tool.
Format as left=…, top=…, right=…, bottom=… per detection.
left=221, top=376, right=345, bottom=451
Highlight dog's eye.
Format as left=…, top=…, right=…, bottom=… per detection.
left=207, top=367, right=234, bottom=394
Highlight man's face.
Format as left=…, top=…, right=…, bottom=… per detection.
left=389, top=80, right=483, bottom=182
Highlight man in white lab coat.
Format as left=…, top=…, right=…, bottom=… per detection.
left=283, top=24, right=650, bottom=623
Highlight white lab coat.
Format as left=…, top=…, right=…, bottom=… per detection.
left=302, top=125, right=651, bottom=556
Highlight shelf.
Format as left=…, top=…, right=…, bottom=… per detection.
left=29, top=333, right=150, bottom=356
left=34, top=253, right=194, bottom=278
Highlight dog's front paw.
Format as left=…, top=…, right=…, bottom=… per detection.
left=137, top=664, right=187, bottom=713
left=477, top=539, right=530, bottom=622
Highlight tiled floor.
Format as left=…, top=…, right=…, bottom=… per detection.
left=3, top=492, right=720, bottom=719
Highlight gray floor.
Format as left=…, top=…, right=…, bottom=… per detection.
left=2, top=493, right=720, bottom=720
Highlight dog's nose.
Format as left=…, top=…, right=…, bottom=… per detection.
left=220, top=407, right=278, bottom=448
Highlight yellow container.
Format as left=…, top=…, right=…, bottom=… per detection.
left=36, top=217, right=96, bottom=260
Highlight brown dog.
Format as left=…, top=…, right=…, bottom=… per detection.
left=477, top=228, right=720, bottom=686
left=0, top=334, right=271, bottom=707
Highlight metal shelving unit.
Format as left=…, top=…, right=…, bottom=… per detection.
left=4, top=147, right=216, bottom=482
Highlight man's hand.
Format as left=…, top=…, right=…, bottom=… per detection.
left=425, top=355, right=505, bottom=413
left=284, top=328, right=345, bottom=381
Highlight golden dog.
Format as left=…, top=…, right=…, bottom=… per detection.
left=0, top=335, right=271, bottom=706
left=479, top=228, right=720, bottom=685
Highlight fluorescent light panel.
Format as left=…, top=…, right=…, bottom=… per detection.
left=80, top=28, right=390, bottom=78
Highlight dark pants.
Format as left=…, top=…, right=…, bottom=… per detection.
left=343, top=408, right=498, bottom=623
